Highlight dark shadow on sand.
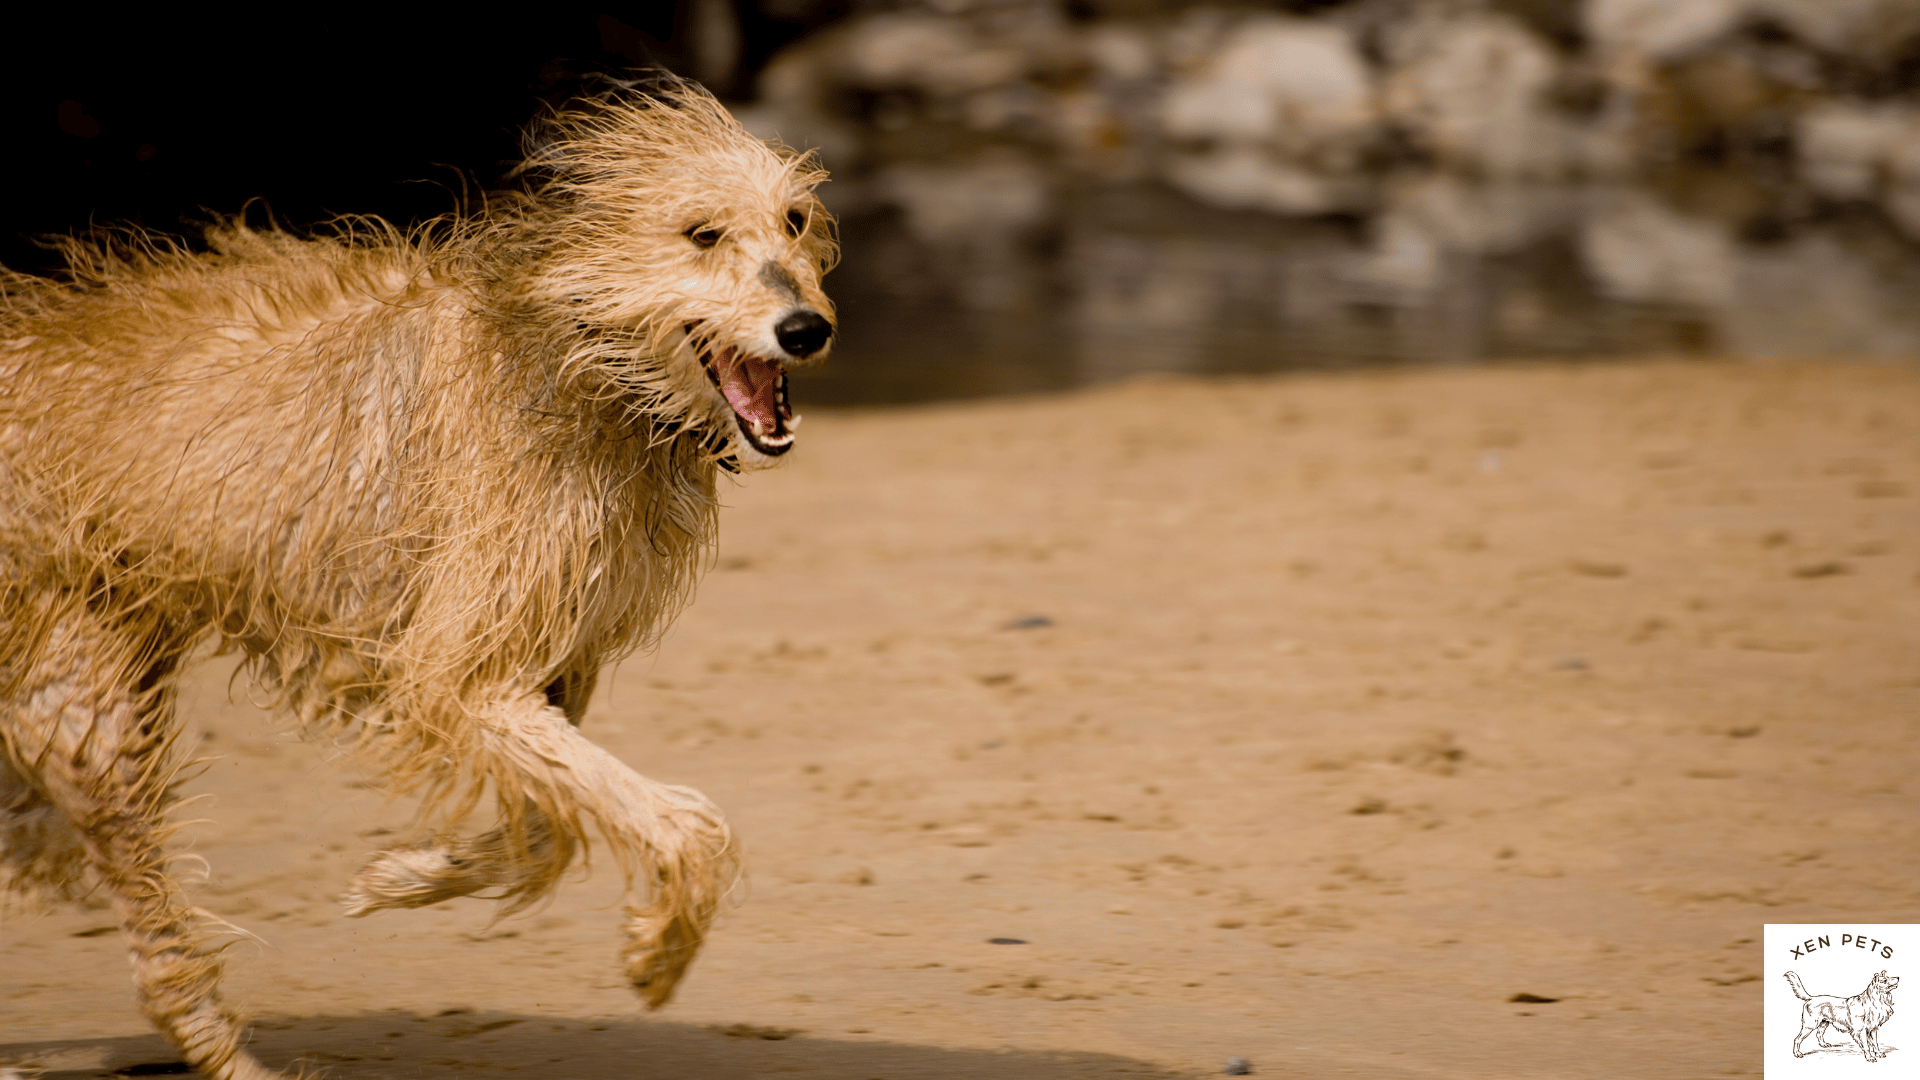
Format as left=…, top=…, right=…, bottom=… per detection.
left=2, top=1011, right=1181, bottom=1079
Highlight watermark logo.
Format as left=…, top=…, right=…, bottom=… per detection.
left=1766, top=925, right=1905, bottom=1073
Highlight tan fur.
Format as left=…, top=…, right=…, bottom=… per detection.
left=0, top=79, right=834, bottom=1079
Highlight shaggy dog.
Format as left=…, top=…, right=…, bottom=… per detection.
left=0, top=79, right=834, bottom=1079
left=1786, top=970, right=1899, bottom=1062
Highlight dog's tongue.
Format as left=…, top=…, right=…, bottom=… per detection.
left=714, top=350, right=781, bottom=432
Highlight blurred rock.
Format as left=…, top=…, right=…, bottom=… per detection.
left=1353, top=174, right=1581, bottom=293
left=839, top=11, right=1026, bottom=97
left=1382, top=10, right=1601, bottom=178
left=1353, top=212, right=1442, bottom=290
left=1586, top=0, right=1749, bottom=61
left=1387, top=175, right=1576, bottom=256
left=748, top=0, right=1920, bottom=219
left=1164, top=147, right=1356, bottom=215
left=1761, top=0, right=1920, bottom=66
left=1799, top=100, right=1920, bottom=235
left=1085, top=22, right=1156, bottom=83
left=1159, top=16, right=1374, bottom=149
left=1799, top=101, right=1911, bottom=199
left=1581, top=189, right=1738, bottom=307
left=1158, top=14, right=1377, bottom=213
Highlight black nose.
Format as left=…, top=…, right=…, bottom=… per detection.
left=775, top=309, right=834, bottom=358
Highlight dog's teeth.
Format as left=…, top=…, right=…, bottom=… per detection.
left=787, top=414, right=802, bottom=429
left=750, top=419, right=767, bottom=436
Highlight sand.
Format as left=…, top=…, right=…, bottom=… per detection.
left=3, top=359, right=1916, bottom=1079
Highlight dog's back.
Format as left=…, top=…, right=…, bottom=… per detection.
left=2, top=229, right=438, bottom=580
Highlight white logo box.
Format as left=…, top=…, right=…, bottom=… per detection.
left=1765, top=924, right=1907, bottom=1075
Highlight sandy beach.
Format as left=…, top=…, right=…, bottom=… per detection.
left=3, top=358, right=1916, bottom=1079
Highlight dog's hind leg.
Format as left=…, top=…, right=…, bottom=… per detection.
left=340, top=806, right=574, bottom=916
left=4, top=599, right=278, bottom=1080
left=338, top=670, right=597, bottom=916
left=0, top=747, right=92, bottom=899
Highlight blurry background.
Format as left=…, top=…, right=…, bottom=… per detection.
left=8, top=0, right=1920, bottom=404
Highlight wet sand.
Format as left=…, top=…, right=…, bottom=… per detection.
left=3, top=358, right=1916, bottom=1078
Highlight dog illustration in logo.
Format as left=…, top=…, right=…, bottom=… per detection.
left=1785, top=969, right=1899, bottom=1062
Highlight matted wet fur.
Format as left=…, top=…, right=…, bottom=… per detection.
left=0, top=78, right=835, bottom=1079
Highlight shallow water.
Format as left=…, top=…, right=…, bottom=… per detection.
left=795, top=181, right=1920, bottom=407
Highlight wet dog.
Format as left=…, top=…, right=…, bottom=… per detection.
left=0, top=78, right=834, bottom=1079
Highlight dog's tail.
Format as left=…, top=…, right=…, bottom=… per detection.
left=1785, top=971, right=1813, bottom=1000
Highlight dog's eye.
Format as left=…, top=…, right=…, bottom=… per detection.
left=687, top=225, right=723, bottom=249
left=785, top=210, right=807, bottom=237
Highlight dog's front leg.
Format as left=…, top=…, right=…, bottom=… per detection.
left=482, top=695, right=739, bottom=1007
left=346, top=692, right=736, bottom=1007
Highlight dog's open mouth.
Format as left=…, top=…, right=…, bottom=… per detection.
left=695, top=341, right=794, bottom=456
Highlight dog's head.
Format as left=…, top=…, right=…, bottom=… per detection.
left=519, top=77, right=837, bottom=469
left=1873, top=971, right=1899, bottom=993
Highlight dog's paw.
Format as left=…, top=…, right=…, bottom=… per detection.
left=621, top=903, right=703, bottom=1009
